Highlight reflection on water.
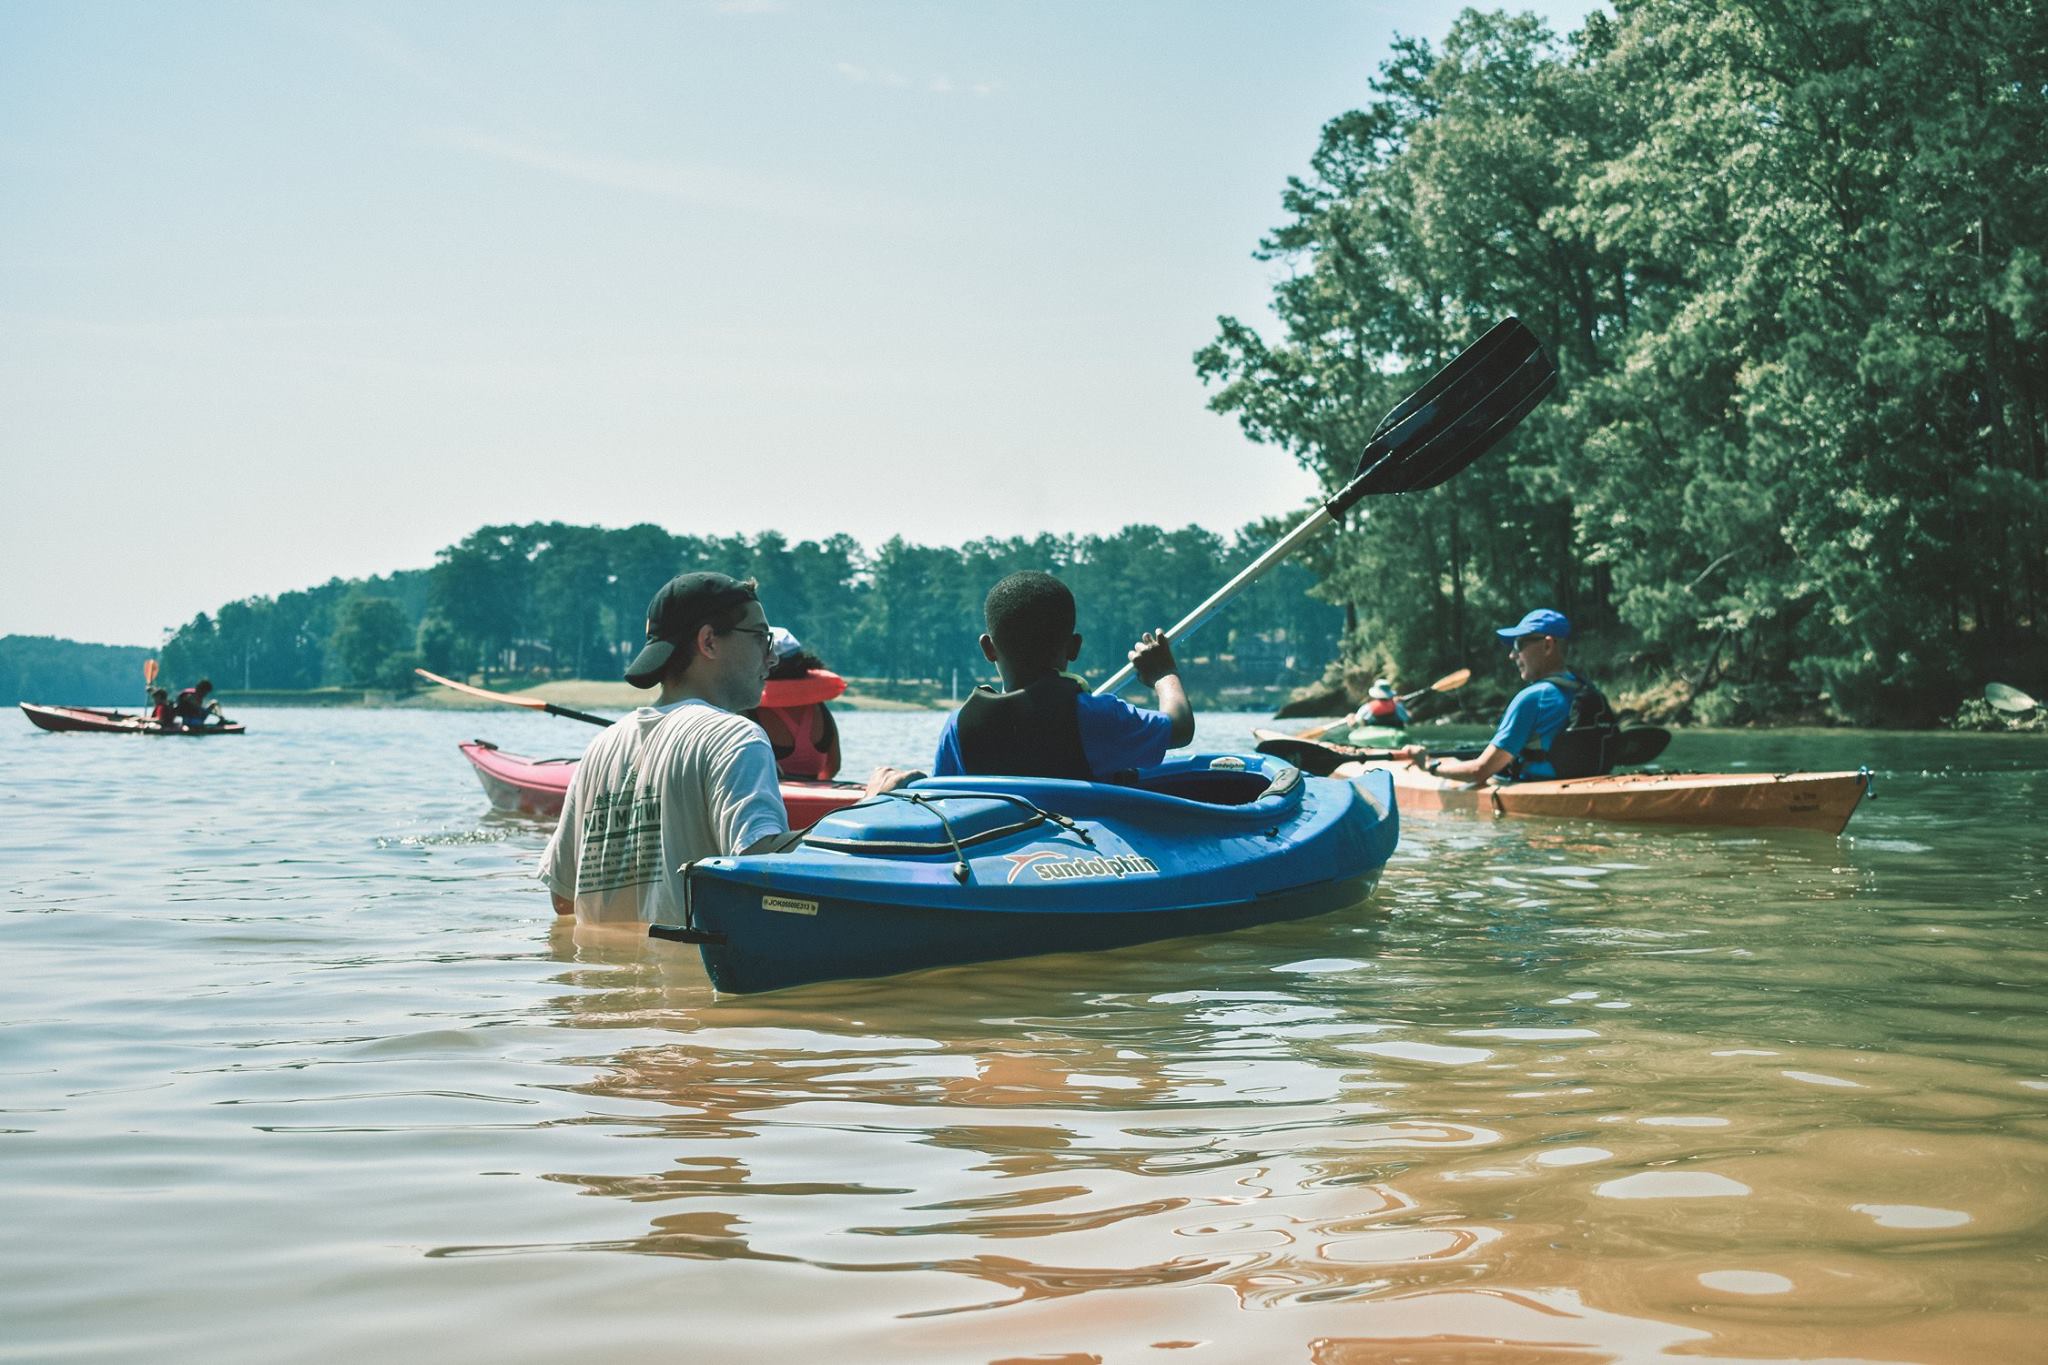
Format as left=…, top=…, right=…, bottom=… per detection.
left=2, top=709, right=2045, bottom=1362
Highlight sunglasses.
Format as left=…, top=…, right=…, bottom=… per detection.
left=1507, top=634, right=1551, bottom=654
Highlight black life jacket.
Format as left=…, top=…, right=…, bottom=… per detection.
left=1515, top=672, right=1620, bottom=779
left=953, top=676, right=1093, bottom=781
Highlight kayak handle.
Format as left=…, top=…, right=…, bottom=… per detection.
left=649, top=924, right=728, bottom=945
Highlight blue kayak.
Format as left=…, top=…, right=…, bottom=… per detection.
left=654, top=753, right=1399, bottom=994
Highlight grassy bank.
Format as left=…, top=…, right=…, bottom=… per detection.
left=394, top=679, right=946, bottom=713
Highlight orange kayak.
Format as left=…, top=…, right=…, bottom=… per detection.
left=1360, top=761, right=1869, bottom=834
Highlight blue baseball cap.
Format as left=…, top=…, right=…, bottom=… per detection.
left=1496, top=608, right=1571, bottom=641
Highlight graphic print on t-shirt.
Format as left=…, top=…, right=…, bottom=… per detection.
left=574, top=767, right=664, bottom=898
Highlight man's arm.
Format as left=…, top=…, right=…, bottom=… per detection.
left=1394, top=742, right=1515, bottom=783
left=540, top=748, right=590, bottom=917
left=1129, top=630, right=1195, bottom=747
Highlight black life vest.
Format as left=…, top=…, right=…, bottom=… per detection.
left=953, top=676, right=1093, bottom=781
left=1515, top=672, right=1620, bottom=779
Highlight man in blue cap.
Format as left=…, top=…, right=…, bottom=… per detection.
left=1394, top=608, right=1614, bottom=783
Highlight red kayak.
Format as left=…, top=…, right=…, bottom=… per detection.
left=458, top=740, right=865, bottom=824
left=20, top=703, right=247, bottom=736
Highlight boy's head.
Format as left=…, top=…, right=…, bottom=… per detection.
left=981, top=571, right=1080, bottom=679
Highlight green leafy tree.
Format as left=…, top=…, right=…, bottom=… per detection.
left=1199, top=0, right=2046, bottom=722
left=331, top=597, right=412, bottom=687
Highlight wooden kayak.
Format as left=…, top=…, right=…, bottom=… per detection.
left=19, top=703, right=247, bottom=736
left=457, top=740, right=866, bottom=825
left=1358, top=761, right=1869, bottom=834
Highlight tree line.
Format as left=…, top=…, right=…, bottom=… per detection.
left=1, top=636, right=154, bottom=709
left=116, top=1, right=2048, bottom=725
left=155, top=522, right=1340, bottom=701
left=1198, top=0, right=2044, bottom=724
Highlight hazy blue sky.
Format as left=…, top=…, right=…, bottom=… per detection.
left=4, top=1, right=1598, bottom=646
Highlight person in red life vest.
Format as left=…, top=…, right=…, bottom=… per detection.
left=146, top=687, right=174, bottom=727
left=172, top=678, right=225, bottom=729
left=744, top=627, right=845, bottom=780
left=1359, top=678, right=1410, bottom=728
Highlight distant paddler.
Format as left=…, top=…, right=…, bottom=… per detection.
left=1358, top=678, right=1411, bottom=730
left=170, top=678, right=229, bottom=731
left=1391, top=609, right=1618, bottom=783
left=1292, top=668, right=1470, bottom=743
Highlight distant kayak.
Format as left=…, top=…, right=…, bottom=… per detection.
left=1360, top=761, right=1869, bottom=835
left=659, top=755, right=1399, bottom=994
left=456, top=740, right=865, bottom=825
left=19, top=703, right=246, bottom=736
left=1345, top=723, right=1407, bottom=747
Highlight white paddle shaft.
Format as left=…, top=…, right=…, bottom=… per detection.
left=1094, top=504, right=1345, bottom=697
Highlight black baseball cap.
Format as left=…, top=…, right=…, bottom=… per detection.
left=623, top=572, right=759, bottom=688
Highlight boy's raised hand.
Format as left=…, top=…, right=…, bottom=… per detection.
left=1129, top=630, right=1178, bottom=686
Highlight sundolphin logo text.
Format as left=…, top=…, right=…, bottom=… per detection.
left=1003, top=851, right=1160, bottom=885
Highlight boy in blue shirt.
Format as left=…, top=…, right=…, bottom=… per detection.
left=1395, top=608, right=1609, bottom=782
left=933, top=571, right=1195, bottom=780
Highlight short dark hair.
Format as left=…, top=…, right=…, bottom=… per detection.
left=984, top=571, right=1075, bottom=661
left=687, top=577, right=763, bottom=673
left=768, top=649, right=822, bottom=681
left=195, top=678, right=213, bottom=692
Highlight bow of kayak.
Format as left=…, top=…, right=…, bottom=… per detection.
left=668, top=755, right=1399, bottom=994
left=456, top=739, right=865, bottom=825
left=1363, top=761, right=1869, bottom=834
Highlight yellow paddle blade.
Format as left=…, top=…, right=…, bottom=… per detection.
left=414, top=667, right=550, bottom=710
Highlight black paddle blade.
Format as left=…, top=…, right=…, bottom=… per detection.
left=1254, top=736, right=1358, bottom=776
left=1368, top=317, right=1536, bottom=443
left=1255, top=734, right=1490, bottom=775
left=1611, top=726, right=1671, bottom=767
left=1332, top=318, right=1557, bottom=511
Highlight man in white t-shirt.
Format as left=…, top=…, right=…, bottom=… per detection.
left=541, top=572, right=916, bottom=925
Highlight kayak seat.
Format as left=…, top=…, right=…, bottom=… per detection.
left=1132, top=767, right=1291, bottom=806
left=910, top=754, right=1307, bottom=831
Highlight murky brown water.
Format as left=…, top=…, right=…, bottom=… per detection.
left=4, top=709, right=2043, bottom=1362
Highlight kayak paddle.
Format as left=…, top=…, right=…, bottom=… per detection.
left=143, top=658, right=159, bottom=689
left=1254, top=724, right=1671, bottom=779
left=1610, top=726, right=1671, bottom=766
left=415, top=668, right=615, bottom=727
left=1986, top=682, right=2039, bottom=715
left=1095, top=318, right=1557, bottom=696
left=1254, top=734, right=1480, bottom=776
left=1293, top=667, right=1473, bottom=742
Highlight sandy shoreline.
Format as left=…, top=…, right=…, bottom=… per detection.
left=399, top=679, right=944, bottom=712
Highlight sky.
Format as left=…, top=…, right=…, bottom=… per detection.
left=2, top=0, right=1600, bottom=647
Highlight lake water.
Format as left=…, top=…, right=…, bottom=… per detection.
left=4, top=707, right=2045, bottom=1363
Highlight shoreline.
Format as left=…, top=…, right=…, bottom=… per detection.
left=129, top=690, right=2047, bottom=738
